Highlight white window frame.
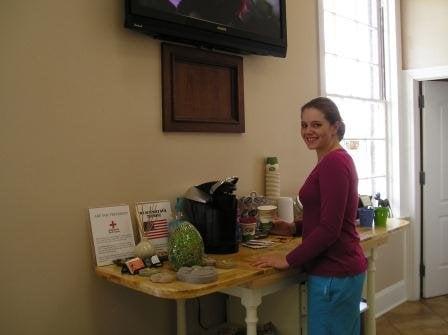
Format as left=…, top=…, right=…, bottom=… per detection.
left=317, top=0, right=401, bottom=217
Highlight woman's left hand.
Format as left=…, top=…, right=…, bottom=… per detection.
left=252, top=254, right=290, bottom=270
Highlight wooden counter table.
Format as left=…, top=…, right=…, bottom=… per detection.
left=95, top=218, right=409, bottom=335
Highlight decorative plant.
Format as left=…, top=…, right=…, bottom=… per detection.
left=374, top=193, right=390, bottom=207
left=374, top=193, right=393, bottom=217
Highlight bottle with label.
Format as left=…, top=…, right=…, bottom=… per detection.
left=265, top=156, right=280, bottom=199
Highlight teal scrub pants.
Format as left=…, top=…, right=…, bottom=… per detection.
left=307, top=272, right=366, bottom=335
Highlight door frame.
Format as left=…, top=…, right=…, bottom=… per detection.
left=402, top=65, right=448, bottom=300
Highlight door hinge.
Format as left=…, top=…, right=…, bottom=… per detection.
left=419, top=171, right=426, bottom=186
left=418, top=94, right=425, bottom=109
left=420, top=264, right=426, bottom=277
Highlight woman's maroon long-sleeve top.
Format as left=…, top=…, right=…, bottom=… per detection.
left=286, top=149, right=367, bottom=276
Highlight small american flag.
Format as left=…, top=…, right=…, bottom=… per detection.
left=143, top=218, right=168, bottom=239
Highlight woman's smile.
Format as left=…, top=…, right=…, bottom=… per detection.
left=304, top=135, right=319, bottom=146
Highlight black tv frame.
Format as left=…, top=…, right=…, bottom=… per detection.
left=124, top=0, right=287, bottom=58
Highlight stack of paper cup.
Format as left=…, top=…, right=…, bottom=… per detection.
left=257, top=205, right=277, bottom=233
left=257, top=205, right=277, bottom=223
left=277, top=196, right=294, bottom=224
left=265, top=157, right=280, bottom=199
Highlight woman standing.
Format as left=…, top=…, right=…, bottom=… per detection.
left=254, top=97, right=367, bottom=335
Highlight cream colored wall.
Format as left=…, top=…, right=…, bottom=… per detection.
left=0, top=1, right=404, bottom=334
left=401, top=0, right=448, bottom=69
left=376, top=232, right=405, bottom=291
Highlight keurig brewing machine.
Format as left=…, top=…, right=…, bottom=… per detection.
left=183, top=177, right=239, bottom=254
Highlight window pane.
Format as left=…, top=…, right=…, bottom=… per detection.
left=327, top=0, right=357, bottom=19
left=343, top=139, right=386, bottom=178
left=324, top=12, right=379, bottom=64
left=323, top=11, right=338, bottom=56
left=326, top=0, right=378, bottom=27
left=345, top=140, right=371, bottom=178
left=323, top=0, right=336, bottom=13
left=355, top=0, right=378, bottom=27
left=355, top=25, right=379, bottom=64
left=325, top=13, right=358, bottom=59
left=372, top=140, right=386, bottom=176
left=325, top=54, right=380, bottom=99
left=358, top=178, right=373, bottom=196
left=353, top=62, right=379, bottom=99
left=358, top=177, right=386, bottom=198
left=373, top=177, right=387, bottom=199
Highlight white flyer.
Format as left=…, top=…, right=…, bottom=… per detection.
left=89, top=205, right=136, bottom=266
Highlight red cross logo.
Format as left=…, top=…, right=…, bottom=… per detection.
left=109, top=221, right=117, bottom=229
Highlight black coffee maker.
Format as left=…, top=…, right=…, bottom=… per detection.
left=183, top=176, right=239, bottom=254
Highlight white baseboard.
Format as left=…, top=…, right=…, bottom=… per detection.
left=374, top=280, right=407, bottom=318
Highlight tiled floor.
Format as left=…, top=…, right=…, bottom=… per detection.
left=376, top=295, right=448, bottom=334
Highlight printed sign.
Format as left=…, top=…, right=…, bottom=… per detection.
left=135, top=201, right=172, bottom=258
left=89, top=205, right=136, bottom=266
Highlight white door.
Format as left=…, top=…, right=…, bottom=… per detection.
left=422, top=80, right=448, bottom=298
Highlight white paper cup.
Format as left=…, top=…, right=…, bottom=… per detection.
left=277, top=197, right=294, bottom=223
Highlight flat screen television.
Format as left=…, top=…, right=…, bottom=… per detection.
left=124, top=0, right=287, bottom=57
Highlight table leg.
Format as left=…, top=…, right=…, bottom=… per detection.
left=221, top=273, right=306, bottom=335
left=240, top=290, right=262, bottom=335
left=176, top=299, right=187, bottom=335
left=366, top=248, right=378, bottom=335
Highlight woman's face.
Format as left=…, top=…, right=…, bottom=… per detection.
left=300, top=107, right=338, bottom=152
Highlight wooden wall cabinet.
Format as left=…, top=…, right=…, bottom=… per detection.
left=162, top=43, right=245, bottom=133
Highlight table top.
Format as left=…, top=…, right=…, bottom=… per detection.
left=95, top=218, right=409, bottom=300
